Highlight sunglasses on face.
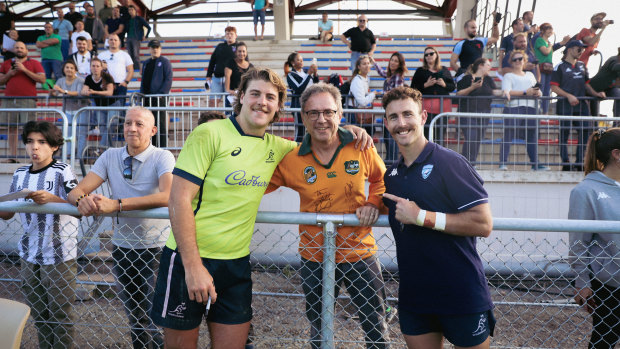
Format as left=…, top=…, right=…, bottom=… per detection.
left=424, top=52, right=436, bottom=57
left=123, top=156, right=133, bottom=179
left=512, top=57, right=524, bottom=62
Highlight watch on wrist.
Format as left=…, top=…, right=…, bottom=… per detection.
left=124, top=80, right=130, bottom=84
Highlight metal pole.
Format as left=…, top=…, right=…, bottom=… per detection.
left=319, top=218, right=338, bottom=349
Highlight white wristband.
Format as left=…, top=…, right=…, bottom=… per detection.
left=434, top=212, right=446, bottom=231
left=416, top=209, right=426, bottom=226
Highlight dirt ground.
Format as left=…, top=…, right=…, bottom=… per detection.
left=1, top=260, right=594, bottom=349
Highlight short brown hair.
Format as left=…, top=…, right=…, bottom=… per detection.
left=225, top=26, right=237, bottom=33
left=300, top=82, right=342, bottom=114
left=382, top=86, right=423, bottom=113
left=197, top=112, right=226, bottom=125
left=22, top=121, right=64, bottom=155
left=233, top=67, right=287, bottom=123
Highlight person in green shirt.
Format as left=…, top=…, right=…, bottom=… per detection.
left=534, top=23, right=570, bottom=114
left=36, top=22, right=63, bottom=82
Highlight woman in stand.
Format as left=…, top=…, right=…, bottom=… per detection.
left=371, top=52, right=407, bottom=161
left=348, top=54, right=376, bottom=135
left=224, top=42, right=253, bottom=113
left=499, top=50, right=547, bottom=171
left=456, top=58, right=502, bottom=165
left=51, top=60, right=85, bottom=123
left=534, top=23, right=570, bottom=114
left=285, top=52, right=319, bottom=142
left=411, top=46, right=455, bottom=140
left=569, top=128, right=620, bottom=349
left=80, top=57, right=114, bottom=158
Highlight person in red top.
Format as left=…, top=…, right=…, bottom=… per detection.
left=0, top=41, right=46, bottom=161
left=576, top=12, right=613, bottom=67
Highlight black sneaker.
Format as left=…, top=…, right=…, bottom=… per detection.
left=571, top=164, right=584, bottom=172
left=562, top=165, right=571, bottom=171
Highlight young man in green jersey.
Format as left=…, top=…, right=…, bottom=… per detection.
left=151, top=67, right=372, bottom=348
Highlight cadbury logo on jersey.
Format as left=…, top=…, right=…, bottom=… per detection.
left=225, top=170, right=268, bottom=187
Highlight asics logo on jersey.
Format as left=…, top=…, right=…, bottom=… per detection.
left=225, top=170, right=268, bottom=187
left=231, top=147, right=242, bottom=156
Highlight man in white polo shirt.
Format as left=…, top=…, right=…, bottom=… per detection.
left=98, top=33, right=133, bottom=102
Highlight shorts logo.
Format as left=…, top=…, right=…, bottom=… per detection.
left=304, top=166, right=317, bottom=184
left=327, top=171, right=336, bottom=178
left=471, top=314, right=487, bottom=336
left=344, top=160, right=359, bottom=175
left=167, top=302, right=187, bottom=319
left=266, top=149, right=275, bottom=163
left=421, top=164, right=433, bottom=179
left=231, top=147, right=242, bottom=156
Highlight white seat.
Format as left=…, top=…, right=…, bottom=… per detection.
left=0, top=298, right=31, bottom=349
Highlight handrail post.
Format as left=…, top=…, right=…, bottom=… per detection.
left=318, top=214, right=341, bottom=349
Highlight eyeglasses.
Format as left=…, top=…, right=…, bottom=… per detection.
left=424, top=52, right=436, bottom=57
left=511, top=56, right=524, bottom=62
left=123, top=156, right=133, bottom=179
left=305, top=109, right=338, bottom=120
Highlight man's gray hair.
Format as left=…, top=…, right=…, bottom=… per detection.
left=300, top=82, right=343, bottom=113
left=127, top=106, right=156, bottom=125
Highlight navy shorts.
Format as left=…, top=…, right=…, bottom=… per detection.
left=399, top=309, right=496, bottom=347
left=150, top=247, right=253, bottom=330
left=253, top=9, right=265, bottom=25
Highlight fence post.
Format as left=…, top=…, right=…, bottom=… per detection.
left=319, top=218, right=338, bottom=349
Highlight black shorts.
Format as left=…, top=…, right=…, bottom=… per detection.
left=399, top=309, right=496, bottom=347
left=150, top=247, right=253, bottom=330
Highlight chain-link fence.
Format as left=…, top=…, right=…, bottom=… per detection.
left=1, top=202, right=620, bottom=348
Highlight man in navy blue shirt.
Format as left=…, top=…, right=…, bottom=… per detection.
left=140, top=39, right=172, bottom=147
left=381, top=86, right=495, bottom=349
left=450, top=14, right=500, bottom=81
left=551, top=40, right=604, bottom=171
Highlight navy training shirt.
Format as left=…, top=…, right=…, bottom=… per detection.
left=551, top=60, right=590, bottom=116
left=383, top=142, right=493, bottom=314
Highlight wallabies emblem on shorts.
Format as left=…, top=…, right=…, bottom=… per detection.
left=304, top=166, right=317, bottom=184
left=344, top=160, right=359, bottom=175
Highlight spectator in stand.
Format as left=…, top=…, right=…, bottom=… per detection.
left=589, top=48, right=620, bottom=117
left=79, top=57, right=114, bottom=158
left=206, top=26, right=237, bottom=98
left=348, top=54, right=376, bottom=134
left=68, top=106, right=174, bottom=349
left=499, top=50, right=547, bottom=171
left=105, top=7, right=125, bottom=48
left=140, top=39, right=173, bottom=148
left=118, top=0, right=130, bottom=46
left=533, top=24, right=570, bottom=114
left=52, top=8, right=73, bottom=60
left=0, top=121, right=80, bottom=349
left=500, top=32, right=540, bottom=78
left=36, top=22, right=63, bottom=84
left=70, top=36, right=94, bottom=79
left=371, top=52, right=408, bottom=161
left=50, top=60, right=85, bottom=124
left=126, top=5, right=151, bottom=72
left=0, top=41, right=46, bottom=162
left=99, top=0, right=114, bottom=27
left=251, top=0, right=268, bottom=41
left=412, top=46, right=455, bottom=140
left=83, top=5, right=105, bottom=54
left=98, top=33, right=134, bottom=102
left=569, top=128, right=620, bottom=349
left=70, top=20, right=93, bottom=55
left=457, top=58, right=502, bottom=164
left=318, top=12, right=333, bottom=43
left=499, top=18, right=524, bottom=65
left=522, top=11, right=536, bottom=34
left=285, top=51, right=319, bottom=142
left=65, top=2, right=83, bottom=27
left=2, top=29, right=18, bottom=61
left=197, top=111, right=225, bottom=124
left=450, top=13, right=499, bottom=81
left=224, top=42, right=253, bottom=111
left=577, top=12, right=613, bottom=67
left=341, top=15, right=376, bottom=72
left=0, top=3, right=15, bottom=49
left=552, top=40, right=605, bottom=171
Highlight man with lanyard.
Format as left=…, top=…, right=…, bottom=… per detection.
left=206, top=26, right=237, bottom=98
left=551, top=40, right=605, bottom=172
left=71, top=36, right=93, bottom=79
left=140, top=39, right=173, bottom=148
left=150, top=67, right=372, bottom=348
left=68, top=106, right=175, bottom=349
left=381, top=86, right=495, bottom=349
left=341, top=15, right=376, bottom=72
left=450, top=14, right=500, bottom=81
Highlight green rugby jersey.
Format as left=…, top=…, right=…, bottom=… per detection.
left=167, top=117, right=296, bottom=259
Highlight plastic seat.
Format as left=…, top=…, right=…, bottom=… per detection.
left=0, top=298, right=31, bottom=349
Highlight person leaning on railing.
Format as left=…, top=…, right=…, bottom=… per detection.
left=50, top=59, right=85, bottom=124
left=533, top=23, right=570, bottom=114
left=79, top=57, right=114, bottom=158
left=456, top=57, right=503, bottom=165
left=348, top=54, right=376, bottom=135
left=411, top=46, right=455, bottom=140
left=569, top=127, right=620, bottom=349
left=224, top=41, right=253, bottom=114
left=499, top=50, right=547, bottom=171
